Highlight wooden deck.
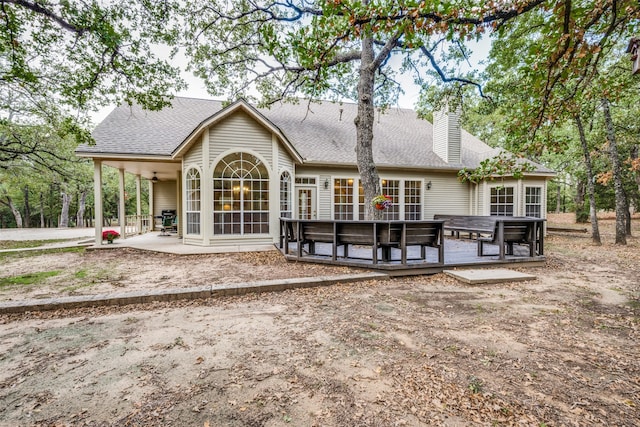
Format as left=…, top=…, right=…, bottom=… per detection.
left=279, top=218, right=546, bottom=276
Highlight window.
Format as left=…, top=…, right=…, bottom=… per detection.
left=355, top=179, right=423, bottom=220
left=334, top=178, right=354, bottom=220
left=280, top=171, right=292, bottom=218
left=213, top=153, right=269, bottom=235
left=404, top=180, right=422, bottom=220
left=490, top=186, right=514, bottom=216
left=295, top=177, right=316, bottom=185
left=185, top=168, right=201, bottom=234
left=525, top=186, right=542, bottom=218
left=381, top=179, right=400, bottom=220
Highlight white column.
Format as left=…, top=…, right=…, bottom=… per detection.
left=93, top=160, right=103, bottom=245
left=270, top=134, right=279, bottom=243
left=135, top=174, right=142, bottom=233
left=176, top=169, right=183, bottom=239
left=201, top=130, right=211, bottom=244
left=149, top=179, right=155, bottom=231
left=119, top=168, right=126, bottom=239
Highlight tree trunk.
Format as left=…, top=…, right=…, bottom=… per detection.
left=355, top=36, right=382, bottom=220
left=574, top=179, right=587, bottom=223
left=601, top=98, right=626, bottom=244
left=575, top=113, right=601, bottom=244
left=625, top=198, right=632, bottom=237
left=555, top=180, right=561, bottom=214
left=1, top=195, right=23, bottom=228
left=60, top=192, right=71, bottom=228
left=39, top=192, right=45, bottom=228
left=23, top=186, right=30, bottom=228
left=76, top=190, right=86, bottom=228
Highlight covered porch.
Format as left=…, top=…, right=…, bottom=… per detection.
left=90, top=158, right=182, bottom=245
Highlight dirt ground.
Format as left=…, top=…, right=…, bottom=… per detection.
left=0, top=213, right=638, bottom=426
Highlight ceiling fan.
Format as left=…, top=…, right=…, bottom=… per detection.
left=152, top=172, right=158, bottom=183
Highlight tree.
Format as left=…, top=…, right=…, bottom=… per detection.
left=479, top=0, right=639, bottom=243
left=182, top=0, right=547, bottom=219
left=1, top=0, right=185, bottom=111
left=0, top=0, right=186, bottom=167
left=574, top=112, right=601, bottom=244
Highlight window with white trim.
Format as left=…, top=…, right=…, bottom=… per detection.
left=280, top=171, right=292, bottom=218
left=381, top=179, right=400, bottom=220
left=185, top=168, right=201, bottom=234
left=295, top=177, right=316, bottom=185
left=404, top=180, right=422, bottom=220
left=525, top=186, right=542, bottom=218
left=213, top=152, right=269, bottom=235
left=490, top=186, right=514, bottom=216
left=334, top=178, right=354, bottom=220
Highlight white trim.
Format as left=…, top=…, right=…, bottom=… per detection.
left=210, top=148, right=273, bottom=177
left=184, top=165, right=203, bottom=237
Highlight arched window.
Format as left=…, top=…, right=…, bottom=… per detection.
left=213, top=152, right=269, bottom=235
left=280, top=171, right=292, bottom=218
left=185, top=168, right=201, bottom=235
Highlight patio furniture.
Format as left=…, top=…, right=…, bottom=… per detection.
left=160, top=210, right=177, bottom=236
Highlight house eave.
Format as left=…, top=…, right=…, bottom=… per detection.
left=75, top=151, right=175, bottom=161
left=300, top=160, right=467, bottom=173
left=171, top=99, right=304, bottom=164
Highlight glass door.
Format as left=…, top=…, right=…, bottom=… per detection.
left=297, top=188, right=316, bottom=219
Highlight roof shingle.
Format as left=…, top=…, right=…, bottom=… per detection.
left=78, top=96, right=552, bottom=173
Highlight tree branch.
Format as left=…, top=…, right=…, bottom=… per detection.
left=419, top=45, right=490, bottom=99
left=4, top=0, right=88, bottom=34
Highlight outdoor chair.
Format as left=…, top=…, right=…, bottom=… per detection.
left=160, top=210, right=177, bottom=236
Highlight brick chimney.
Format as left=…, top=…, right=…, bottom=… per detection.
left=433, top=106, right=461, bottom=164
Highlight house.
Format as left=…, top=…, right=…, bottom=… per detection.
left=76, top=97, right=554, bottom=247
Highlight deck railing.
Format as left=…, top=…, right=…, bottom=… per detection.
left=279, top=218, right=445, bottom=265
left=124, top=215, right=153, bottom=237
left=279, top=216, right=545, bottom=270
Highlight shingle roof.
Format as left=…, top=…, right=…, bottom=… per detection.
left=78, top=96, right=553, bottom=173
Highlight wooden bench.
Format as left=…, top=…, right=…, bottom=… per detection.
left=394, top=222, right=444, bottom=264
left=478, top=219, right=536, bottom=259
left=280, top=219, right=444, bottom=265
left=434, top=214, right=497, bottom=239
left=434, top=215, right=543, bottom=260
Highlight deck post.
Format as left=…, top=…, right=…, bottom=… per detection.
left=296, top=221, right=302, bottom=258
left=497, top=220, right=505, bottom=260
left=332, top=222, right=337, bottom=261
left=372, top=223, right=378, bottom=264
left=401, top=222, right=407, bottom=264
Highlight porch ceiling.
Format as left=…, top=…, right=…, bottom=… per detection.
left=101, top=159, right=181, bottom=182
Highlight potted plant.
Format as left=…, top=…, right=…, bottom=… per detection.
left=102, top=230, right=120, bottom=244
left=371, top=194, right=393, bottom=210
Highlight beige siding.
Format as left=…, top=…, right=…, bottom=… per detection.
left=183, top=138, right=203, bottom=167
left=477, top=183, right=487, bottom=215
left=278, top=146, right=294, bottom=174
left=424, top=173, right=469, bottom=219
left=318, top=174, right=332, bottom=219
left=152, top=181, right=177, bottom=216
left=208, top=111, right=273, bottom=166
left=432, top=109, right=461, bottom=163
